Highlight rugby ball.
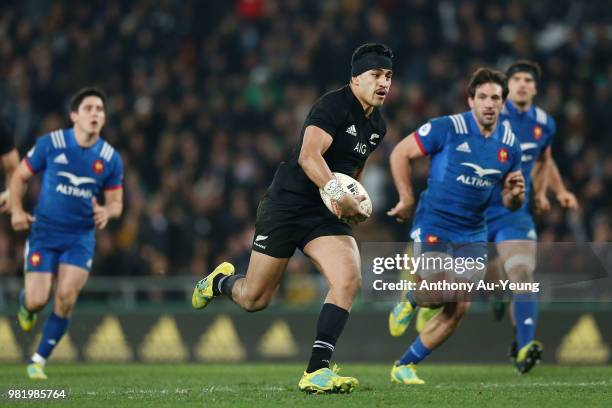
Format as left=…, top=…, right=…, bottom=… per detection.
left=319, top=172, right=372, bottom=219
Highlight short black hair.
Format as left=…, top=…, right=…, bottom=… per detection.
left=351, top=43, right=393, bottom=66
left=506, top=60, right=542, bottom=82
left=467, top=68, right=508, bottom=100
left=70, top=87, right=107, bottom=112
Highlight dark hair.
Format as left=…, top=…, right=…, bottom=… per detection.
left=506, top=60, right=542, bottom=83
left=70, top=87, right=107, bottom=112
left=351, top=43, right=393, bottom=65
left=467, top=68, right=508, bottom=100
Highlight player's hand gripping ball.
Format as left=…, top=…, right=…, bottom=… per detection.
left=320, top=172, right=372, bottom=221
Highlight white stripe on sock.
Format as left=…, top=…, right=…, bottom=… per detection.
left=217, top=276, right=228, bottom=294
left=31, top=353, right=46, bottom=366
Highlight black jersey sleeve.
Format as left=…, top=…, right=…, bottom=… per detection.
left=0, top=121, right=15, bottom=156
left=303, top=95, right=347, bottom=138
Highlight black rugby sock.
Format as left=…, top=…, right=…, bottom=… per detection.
left=306, top=303, right=349, bottom=373
left=213, top=274, right=243, bottom=299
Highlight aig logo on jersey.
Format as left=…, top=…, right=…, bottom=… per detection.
left=353, top=142, right=368, bottom=155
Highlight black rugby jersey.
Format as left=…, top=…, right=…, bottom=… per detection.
left=268, top=85, right=386, bottom=204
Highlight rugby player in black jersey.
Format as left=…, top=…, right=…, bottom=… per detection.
left=192, top=43, right=393, bottom=394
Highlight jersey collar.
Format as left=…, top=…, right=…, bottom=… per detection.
left=505, top=100, right=535, bottom=119
left=344, top=85, right=375, bottom=119
left=467, top=111, right=503, bottom=141
left=68, top=127, right=103, bottom=152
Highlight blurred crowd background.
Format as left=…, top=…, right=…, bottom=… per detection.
left=0, top=0, right=610, bottom=299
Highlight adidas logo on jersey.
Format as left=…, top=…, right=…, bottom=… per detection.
left=54, top=153, right=69, bottom=164
left=346, top=125, right=357, bottom=136
left=456, top=142, right=471, bottom=153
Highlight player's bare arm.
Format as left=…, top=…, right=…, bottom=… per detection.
left=0, top=148, right=20, bottom=213
left=93, top=188, right=123, bottom=230
left=532, top=146, right=552, bottom=212
left=502, top=170, right=525, bottom=210
left=387, top=132, right=425, bottom=223
left=547, top=155, right=578, bottom=209
left=298, top=125, right=367, bottom=222
left=9, top=160, right=35, bottom=230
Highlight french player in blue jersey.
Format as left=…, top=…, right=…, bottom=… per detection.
left=10, top=88, right=124, bottom=379
left=385, top=68, right=525, bottom=384
left=485, top=61, right=578, bottom=373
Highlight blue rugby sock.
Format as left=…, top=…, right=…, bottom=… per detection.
left=33, top=313, right=70, bottom=362
left=513, top=293, right=538, bottom=349
left=398, top=336, right=431, bottom=366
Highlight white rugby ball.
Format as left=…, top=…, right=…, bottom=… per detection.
left=319, top=172, right=372, bottom=219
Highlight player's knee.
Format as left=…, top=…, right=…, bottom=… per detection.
left=504, top=255, right=535, bottom=284
left=26, top=293, right=49, bottom=312
left=55, top=289, right=78, bottom=313
left=332, top=273, right=361, bottom=300
left=441, top=302, right=470, bottom=330
left=242, top=290, right=273, bottom=312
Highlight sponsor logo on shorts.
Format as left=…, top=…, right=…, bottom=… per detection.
left=30, top=252, right=41, bottom=267
left=254, top=235, right=268, bottom=249
left=426, top=234, right=439, bottom=243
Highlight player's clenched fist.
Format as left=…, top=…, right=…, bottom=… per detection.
left=504, top=172, right=525, bottom=196
left=11, top=209, right=35, bottom=231
left=92, top=197, right=109, bottom=229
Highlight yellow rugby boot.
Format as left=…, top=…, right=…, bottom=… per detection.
left=515, top=340, right=543, bottom=374
left=17, top=290, right=37, bottom=332
left=26, top=363, right=47, bottom=380
left=390, top=362, right=425, bottom=385
left=389, top=301, right=417, bottom=337
left=298, top=365, right=359, bottom=394
left=192, top=262, right=235, bottom=309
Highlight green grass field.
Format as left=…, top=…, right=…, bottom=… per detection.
left=1, top=364, right=611, bottom=407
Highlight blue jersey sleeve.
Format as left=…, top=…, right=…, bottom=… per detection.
left=24, top=135, right=51, bottom=174
left=104, top=153, right=124, bottom=190
left=413, top=117, right=449, bottom=155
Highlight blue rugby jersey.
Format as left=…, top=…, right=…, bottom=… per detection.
left=411, top=111, right=522, bottom=236
left=485, top=100, right=555, bottom=222
left=24, top=128, right=123, bottom=232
